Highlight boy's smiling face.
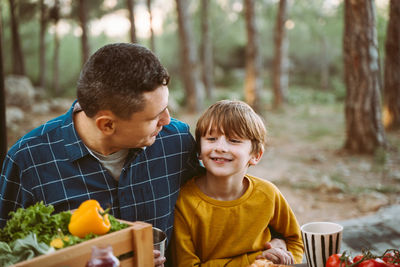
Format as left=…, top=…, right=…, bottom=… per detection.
left=199, top=132, right=261, bottom=179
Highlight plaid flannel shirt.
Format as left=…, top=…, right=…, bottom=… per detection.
left=0, top=101, right=199, bottom=243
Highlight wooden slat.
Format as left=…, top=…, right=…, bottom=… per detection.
left=131, top=221, right=154, bottom=267
left=12, top=221, right=153, bottom=267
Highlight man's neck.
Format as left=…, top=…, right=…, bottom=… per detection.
left=73, top=110, right=113, bottom=156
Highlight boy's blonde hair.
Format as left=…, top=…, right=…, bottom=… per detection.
left=195, top=100, right=267, bottom=155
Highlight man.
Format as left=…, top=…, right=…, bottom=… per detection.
left=0, top=43, right=199, bottom=266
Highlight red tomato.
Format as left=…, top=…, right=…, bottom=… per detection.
left=326, top=254, right=352, bottom=267
left=382, top=252, right=395, bottom=263
left=382, top=252, right=394, bottom=263
left=382, top=252, right=400, bottom=266
left=353, top=255, right=364, bottom=265
left=357, top=258, right=387, bottom=267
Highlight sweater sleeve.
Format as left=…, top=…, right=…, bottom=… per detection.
left=268, top=187, right=304, bottom=263
left=172, top=204, right=200, bottom=267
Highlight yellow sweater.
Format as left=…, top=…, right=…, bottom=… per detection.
left=172, top=174, right=303, bottom=266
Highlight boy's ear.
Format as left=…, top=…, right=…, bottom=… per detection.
left=249, top=150, right=263, bottom=166
left=95, top=115, right=115, bottom=135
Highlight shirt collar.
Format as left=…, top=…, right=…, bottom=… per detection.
left=62, top=100, right=90, bottom=162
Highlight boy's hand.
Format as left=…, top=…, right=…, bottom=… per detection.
left=256, top=238, right=294, bottom=265
left=153, top=249, right=166, bottom=267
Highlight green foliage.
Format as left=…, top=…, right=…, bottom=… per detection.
left=287, top=86, right=338, bottom=105
left=373, top=147, right=389, bottom=166
left=52, top=32, right=82, bottom=95
left=306, top=124, right=334, bottom=142
left=0, top=201, right=129, bottom=250
left=287, top=1, right=343, bottom=91
left=210, top=3, right=247, bottom=69
left=67, top=0, right=109, bottom=21
left=1, top=0, right=390, bottom=102
left=0, top=202, right=71, bottom=245
left=330, top=77, right=347, bottom=101
left=16, top=1, right=37, bottom=22
left=154, top=28, right=181, bottom=81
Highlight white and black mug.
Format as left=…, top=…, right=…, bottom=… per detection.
left=301, top=222, right=343, bottom=267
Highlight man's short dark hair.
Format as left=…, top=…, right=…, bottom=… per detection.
left=77, top=43, right=169, bottom=119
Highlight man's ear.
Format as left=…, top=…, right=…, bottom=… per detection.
left=95, top=115, right=115, bottom=135
left=249, top=149, right=264, bottom=166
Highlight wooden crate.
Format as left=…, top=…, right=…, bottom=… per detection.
left=12, top=221, right=154, bottom=267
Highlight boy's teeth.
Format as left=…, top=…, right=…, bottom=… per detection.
left=212, top=157, right=230, bottom=161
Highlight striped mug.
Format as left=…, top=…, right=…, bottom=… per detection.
left=301, top=222, right=343, bottom=267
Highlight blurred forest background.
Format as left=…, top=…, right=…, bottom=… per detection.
left=1, top=0, right=400, bottom=222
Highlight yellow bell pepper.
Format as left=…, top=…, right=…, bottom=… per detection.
left=68, top=199, right=111, bottom=238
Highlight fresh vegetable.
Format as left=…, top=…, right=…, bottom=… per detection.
left=353, top=255, right=365, bottom=265
left=382, top=251, right=400, bottom=266
left=0, top=200, right=129, bottom=263
left=108, top=215, right=130, bottom=233
left=0, top=233, right=55, bottom=266
left=0, top=201, right=130, bottom=265
left=0, top=201, right=71, bottom=245
left=326, top=253, right=353, bottom=267
left=49, top=229, right=70, bottom=249
left=1, top=201, right=128, bottom=249
left=326, top=249, right=400, bottom=267
left=49, top=237, right=65, bottom=249
left=357, top=259, right=387, bottom=267
left=68, top=199, right=111, bottom=238
left=382, top=252, right=395, bottom=263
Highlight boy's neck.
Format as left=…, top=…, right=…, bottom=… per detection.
left=196, top=173, right=249, bottom=201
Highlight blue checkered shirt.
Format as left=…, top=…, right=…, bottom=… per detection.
left=0, top=101, right=200, bottom=243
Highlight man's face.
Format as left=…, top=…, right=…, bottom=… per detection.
left=111, top=85, right=170, bottom=149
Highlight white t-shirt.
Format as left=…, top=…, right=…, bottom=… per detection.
left=88, top=148, right=129, bottom=181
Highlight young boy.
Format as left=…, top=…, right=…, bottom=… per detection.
left=172, top=100, right=303, bottom=266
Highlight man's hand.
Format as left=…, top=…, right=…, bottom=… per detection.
left=256, top=238, right=294, bottom=265
left=153, top=249, right=166, bottom=267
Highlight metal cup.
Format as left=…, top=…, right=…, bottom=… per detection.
left=153, top=227, right=167, bottom=257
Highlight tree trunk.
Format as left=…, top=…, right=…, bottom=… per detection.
left=175, top=0, right=204, bottom=113
left=51, top=0, right=60, bottom=95
left=8, top=0, right=25, bottom=75
left=0, top=6, right=7, bottom=167
left=126, top=0, right=137, bottom=43
left=39, top=0, right=47, bottom=88
left=52, top=27, right=60, bottom=95
left=383, top=0, right=400, bottom=130
left=272, top=0, right=289, bottom=109
left=79, top=0, right=90, bottom=65
left=244, top=0, right=262, bottom=113
left=343, top=0, right=387, bottom=154
left=201, top=0, right=215, bottom=100
left=147, top=0, right=155, bottom=51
